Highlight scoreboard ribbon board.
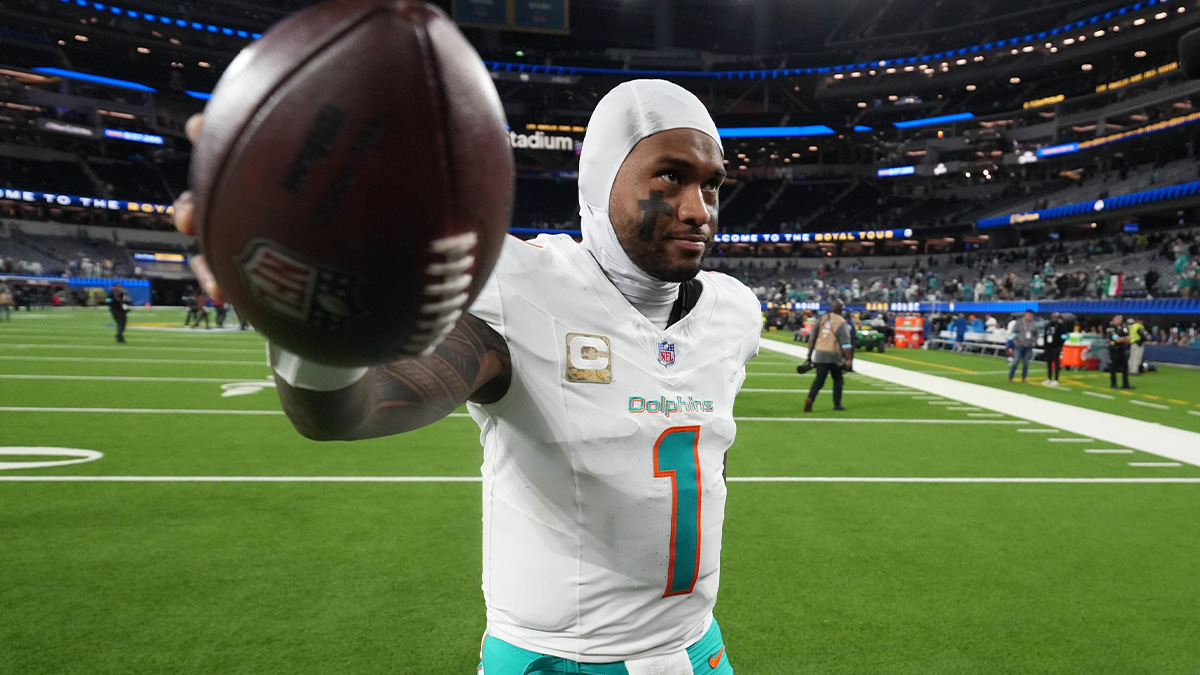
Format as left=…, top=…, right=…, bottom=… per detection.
left=454, top=0, right=569, bottom=34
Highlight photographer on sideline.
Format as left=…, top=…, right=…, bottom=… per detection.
left=801, top=299, right=854, bottom=413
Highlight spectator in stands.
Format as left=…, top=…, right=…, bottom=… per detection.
left=1144, top=267, right=1159, bottom=297
left=1108, top=315, right=1133, bottom=390
left=1030, top=273, right=1046, bottom=299
left=802, top=300, right=854, bottom=413
left=1042, top=312, right=1067, bottom=386
left=1008, top=309, right=1038, bottom=384
left=0, top=281, right=11, bottom=321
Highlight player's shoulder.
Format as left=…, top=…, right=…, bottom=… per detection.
left=699, top=270, right=762, bottom=330
left=699, top=270, right=760, bottom=309
left=493, top=233, right=579, bottom=275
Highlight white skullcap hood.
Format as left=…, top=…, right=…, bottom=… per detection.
left=578, top=79, right=722, bottom=328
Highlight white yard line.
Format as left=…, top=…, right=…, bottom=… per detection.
left=761, top=341, right=1200, bottom=468
left=0, top=343, right=263, bottom=353
left=731, top=417, right=1027, bottom=424
left=0, top=374, right=261, bottom=384
left=0, top=475, right=1197, bottom=484
left=0, top=356, right=267, bottom=366
left=0, top=406, right=1023, bottom=424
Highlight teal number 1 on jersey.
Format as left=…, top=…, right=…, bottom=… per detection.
left=652, top=426, right=702, bottom=597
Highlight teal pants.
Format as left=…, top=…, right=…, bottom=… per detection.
left=479, top=619, right=733, bottom=674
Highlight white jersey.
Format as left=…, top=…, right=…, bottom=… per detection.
left=466, top=234, right=761, bottom=662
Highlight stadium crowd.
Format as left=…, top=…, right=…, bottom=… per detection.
left=736, top=226, right=1200, bottom=305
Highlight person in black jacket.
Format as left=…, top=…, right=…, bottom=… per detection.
left=107, top=283, right=130, bottom=343
left=1108, top=315, right=1133, bottom=390
left=1041, top=311, right=1068, bottom=385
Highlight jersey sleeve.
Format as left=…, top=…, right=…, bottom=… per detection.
left=467, top=269, right=506, bottom=339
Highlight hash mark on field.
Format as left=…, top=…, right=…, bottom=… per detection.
left=927, top=401, right=956, bottom=405
left=968, top=413, right=1004, bottom=418
left=1128, top=462, right=1182, bottom=467
left=947, top=407, right=981, bottom=411
left=1047, top=438, right=1093, bottom=443
left=1018, top=428, right=1059, bottom=433
left=1085, top=449, right=1134, bottom=454
left=1083, top=391, right=1115, bottom=400
left=1189, top=410, right=1200, bottom=417
left=1130, top=400, right=1169, bottom=410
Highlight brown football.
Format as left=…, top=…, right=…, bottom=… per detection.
left=190, top=0, right=513, bottom=367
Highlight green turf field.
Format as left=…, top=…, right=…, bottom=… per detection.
left=2, top=308, right=1198, bottom=674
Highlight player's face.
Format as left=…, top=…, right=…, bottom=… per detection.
left=608, top=128, right=725, bottom=282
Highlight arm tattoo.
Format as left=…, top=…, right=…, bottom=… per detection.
left=636, top=190, right=674, bottom=241
left=277, top=314, right=511, bottom=440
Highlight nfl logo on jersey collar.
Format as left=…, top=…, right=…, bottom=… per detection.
left=657, top=339, right=676, bottom=367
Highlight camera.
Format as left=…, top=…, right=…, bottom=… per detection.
left=796, top=361, right=815, bottom=375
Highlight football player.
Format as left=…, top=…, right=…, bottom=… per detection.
left=175, top=79, right=760, bottom=675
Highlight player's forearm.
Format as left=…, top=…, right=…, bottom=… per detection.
left=275, top=315, right=511, bottom=441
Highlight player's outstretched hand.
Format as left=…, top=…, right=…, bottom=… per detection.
left=173, top=114, right=224, bottom=303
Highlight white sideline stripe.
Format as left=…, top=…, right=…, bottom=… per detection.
left=762, top=341, right=1200, bottom=468
left=0, top=374, right=256, bottom=384
left=0, top=343, right=263, bottom=354
left=1047, top=438, right=1093, bottom=443
left=1, top=475, right=1198, bottom=484
left=0, top=356, right=267, bottom=366
left=1018, top=429, right=1059, bottom=433
left=1129, top=462, right=1182, bottom=467
left=1130, top=400, right=1169, bottom=410
left=1083, top=391, right=1116, bottom=400
left=1086, top=449, right=1134, bottom=454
